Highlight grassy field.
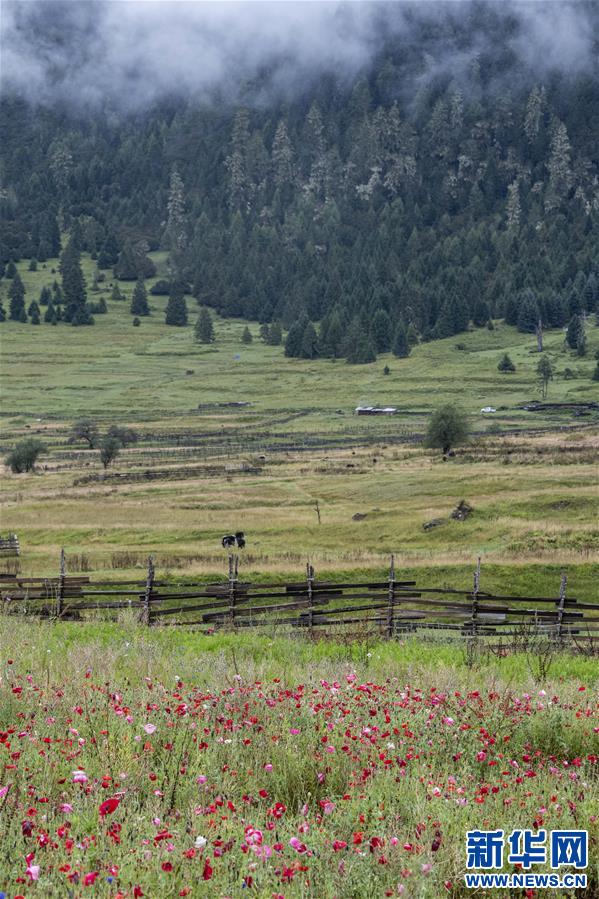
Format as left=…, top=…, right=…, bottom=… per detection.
left=0, top=621, right=596, bottom=898
left=1, top=252, right=598, bottom=595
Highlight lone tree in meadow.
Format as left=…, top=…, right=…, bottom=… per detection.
left=241, top=325, right=253, bottom=344
left=5, top=439, right=46, bottom=473
left=69, top=418, right=99, bottom=449
left=165, top=281, right=188, bottom=326
left=425, top=404, right=469, bottom=455
left=99, top=436, right=121, bottom=469
left=536, top=355, right=555, bottom=398
left=130, top=277, right=150, bottom=316
left=498, top=352, right=516, bottom=372
left=195, top=308, right=215, bottom=343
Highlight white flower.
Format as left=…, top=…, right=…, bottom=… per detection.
left=195, top=835, right=207, bottom=849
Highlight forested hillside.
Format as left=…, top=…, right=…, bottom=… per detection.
left=1, top=3, right=598, bottom=356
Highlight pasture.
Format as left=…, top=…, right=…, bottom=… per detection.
left=1, top=252, right=598, bottom=596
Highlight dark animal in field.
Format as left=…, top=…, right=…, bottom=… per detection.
left=222, top=532, right=246, bottom=549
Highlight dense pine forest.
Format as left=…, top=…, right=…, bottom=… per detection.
left=1, top=3, right=598, bottom=360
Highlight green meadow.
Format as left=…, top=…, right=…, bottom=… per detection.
left=1, top=252, right=598, bottom=595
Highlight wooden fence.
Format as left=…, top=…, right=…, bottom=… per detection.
left=0, top=534, right=20, bottom=557
left=1, top=552, right=597, bottom=644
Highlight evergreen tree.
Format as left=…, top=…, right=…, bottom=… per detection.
left=165, top=168, right=187, bottom=265
left=111, top=283, right=124, bottom=302
left=0, top=299, right=6, bottom=322
left=392, top=322, right=410, bottom=357
left=165, top=282, right=188, bottom=326
left=370, top=308, right=393, bottom=352
left=8, top=271, right=26, bottom=321
left=60, top=236, right=87, bottom=323
left=498, top=353, right=516, bottom=372
left=98, top=232, right=120, bottom=269
left=345, top=318, right=376, bottom=364
left=71, top=305, right=94, bottom=326
left=566, top=314, right=584, bottom=350
left=504, top=295, right=519, bottom=326
left=472, top=299, right=490, bottom=328
left=319, top=309, right=344, bottom=358
left=266, top=321, right=282, bottom=345
left=44, top=299, right=57, bottom=324
left=591, top=361, right=599, bottom=382
left=39, top=286, right=52, bottom=306
left=285, top=316, right=308, bottom=357
left=5, top=261, right=16, bottom=279
left=130, top=278, right=150, bottom=316
left=52, top=282, right=63, bottom=304
left=241, top=325, right=253, bottom=344
left=406, top=323, right=420, bottom=347
left=300, top=321, right=319, bottom=358
left=28, top=300, right=40, bottom=324
left=517, top=292, right=540, bottom=333
left=114, top=240, right=156, bottom=281
left=195, top=308, right=215, bottom=343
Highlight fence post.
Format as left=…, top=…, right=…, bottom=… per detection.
left=386, top=554, right=396, bottom=639
left=228, top=554, right=238, bottom=627
left=140, top=555, right=155, bottom=626
left=306, top=561, right=315, bottom=636
left=470, top=556, right=481, bottom=637
left=56, top=548, right=66, bottom=617
left=556, top=572, right=567, bottom=646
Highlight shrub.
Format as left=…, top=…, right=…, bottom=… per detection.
left=5, top=438, right=46, bottom=473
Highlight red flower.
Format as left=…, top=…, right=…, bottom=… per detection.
left=332, top=840, right=347, bottom=852
left=161, top=862, right=173, bottom=872
left=99, top=797, right=120, bottom=818
left=202, top=858, right=213, bottom=880
left=83, top=872, right=99, bottom=886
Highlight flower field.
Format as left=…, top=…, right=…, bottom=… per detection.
left=0, top=621, right=596, bottom=898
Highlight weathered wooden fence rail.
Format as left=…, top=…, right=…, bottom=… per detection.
left=1, top=552, right=597, bottom=642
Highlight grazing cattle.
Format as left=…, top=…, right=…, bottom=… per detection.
left=222, top=532, right=246, bottom=549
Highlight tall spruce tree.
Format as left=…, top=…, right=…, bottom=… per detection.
left=60, top=236, right=88, bottom=323
left=130, top=278, right=150, bottom=316
left=195, top=308, right=215, bottom=343
left=392, top=323, right=410, bottom=357
left=8, top=271, right=26, bottom=321
left=165, top=281, right=188, bottom=326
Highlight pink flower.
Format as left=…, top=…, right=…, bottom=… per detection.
left=244, top=827, right=263, bottom=846
left=197, top=775, right=207, bottom=785
left=72, top=770, right=88, bottom=784
left=143, top=723, right=156, bottom=735
left=264, top=763, right=273, bottom=772
left=289, top=837, right=307, bottom=853
left=26, top=864, right=40, bottom=881
left=59, top=803, right=73, bottom=814
left=289, top=728, right=300, bottom=735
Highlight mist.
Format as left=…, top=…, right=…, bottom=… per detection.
left=1, top=1, right=598, bottom=110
